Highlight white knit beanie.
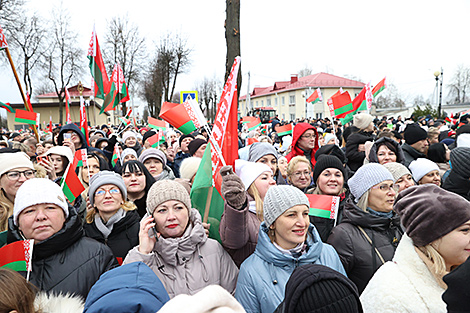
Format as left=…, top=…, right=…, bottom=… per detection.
left=263, top=185, right=310, bottom=227
left=409, top=158, right=439, bottom=182
left=383, top=162, right=411, bottom=183
left=0, top=152, right=34, bottom=177
left=179, top=157, right=202, bottom=181
left=45, top=145, right=74, bottom=163
left=353, top=113, right=374, bottom=130
left=120, top=148, right=138, bottom=164
left=234, top=159, right=272, bottom=190
left=349, top=163, right=394, bottom=200
left=13, top=178, right=69, bottom=226
left=122, top=131, right=137, bottom=143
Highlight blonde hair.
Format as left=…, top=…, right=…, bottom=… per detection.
left=417, top=243, right=447, bottom=277
left=86, top=200, right=136, bottom=224
left=356, top=190, right=370, bottom=212
left=247, top=183, right=264, bottom=221
left=286, top=156, right=311, bottom=179
left=0, top=189, right=13, bottom=232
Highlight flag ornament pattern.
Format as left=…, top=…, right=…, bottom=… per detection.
left=182, top=96, right=207, bottom=129
left=246, top=117, right=261, bottom=131
left=307, top=194, right=340, bottom=220
left=307, top=88, right=323, bottom=104
left=277, top=123, right=293, bottom=136
left=0, top=240, right=34, bottom=272
left=0, top=25, right=8, bottom=50
left=0, top=101, right=15, bottom=113
left=340, top=83, right=373, bottom=124
left=87, top=27, right=110, bottom=100
left=159, top=102, right=197, bottom=135
left=15, top=109, right=39, bottom=126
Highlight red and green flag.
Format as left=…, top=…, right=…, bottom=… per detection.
left=125, top=108, right=132, bottom=119
left=61, top=163, right=85, bottom=203
left=306, top=194, right=340, bottom=220
left=79, top=96, right=90, bottom=146
left=340, top=83, right=373, bottom=124
left=119, top=117, right=131, bottom=127
left=148, top=116, right=166, bottom=130
left=329, top=91, right=353, bottom=118
left=111, top=144, right=120, bottom=167
left=307, top=88, right=323, bottom=104
left=246, top=137, right=258, bottom=145
left=0, top=240, right=34, bottom=274
left=159, top=101, right=196, bottom=134
left=25, top=92, right=34, bottom=112
left=241, top=116, right=257, bottom=124
left=277, top=123, right=293, bottom=136
left=73, top=149, right=88, bottom=168
left=0, top=24, right=8, bottom=50
left=0, top=101, right=15, bottom=113
left=64, top=86, right=72, bottom=124
left=246, top=117, right=261, bottom=131
left=100, top=63, right=129, bottom=114
left=147, top=130, right=165, bottom=148
left=260, top=125, right=268, bottom=135
left=47, top=116, right=53, bottom=133
left=15, top=109, right=39, bottom=126
left=372, top=77, right=387, bottom=98
left=87, top=26, right=110, bottom=100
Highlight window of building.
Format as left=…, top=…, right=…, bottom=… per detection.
left=282, top=96, right=285, bottom=106
left=289, top=94, right=295, bottom=106
left=282, top=113, right=285, bottom=120
left=266, top=98, right=271, bottom=107
left=290, top=114, right=295, bottom=121
left=316, top=113, right=322, bottom=119
left=274, top=98, right=278, bottom=106
left=261, top=100, right=264, bottom=106
left=256, top=101, right=258, bottom=107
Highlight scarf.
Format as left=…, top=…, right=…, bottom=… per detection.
left=94, top=208, right=126, bottom=239
left=367, top=207, right=394, bottom=219
left=273, top=242, right=307, bottom=258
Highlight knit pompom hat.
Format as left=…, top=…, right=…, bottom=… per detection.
left=88, top=171, right=127, bottom=207
left=348, top=163, right=394, bottom=200
left=353, top=113, right=374, bottom=130
left=147, top=180, right=192, bottom=215
left=450, top=147, right=470, bottom=178
left=235, top=159, right=272, bottom=190
left=383, top=162, right=411, bottom=183
left=409, top=158, right=439, bottom=182
left=312, top=155, right=346, bottom=184
left=263, top=185, right=310, bottom=227
left=394, top=184, right=470, bottom=246
left=13, top=178, right=69, bottom=226
left=0, top=151, right=34, bottom=177
left=179, top=157, right=201, bottom=181
left=138, top=148, right=167, bottom=167
left=404, top=123, right=427, bottom=145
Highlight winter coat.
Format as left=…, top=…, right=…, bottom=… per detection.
left=286, top=123, right=320, bottom=170
left=35, top=292, right=85, bottom=313
left=219, top=194, right=260, bottom=267
left=173, top=151, right=191, bottom=178
left=57, top=123, right=101, bottom=154
left=360, top=234, right=446, bottom=313
left=125, top=141, right=143, bottom=156
left=84, top=210, right=140, bottom=261
left=235, top=222, right=346, bottom=313
left=7, top=208, right=118, bottom=299
left=84, top=262, right=170, bottom=313
left=327, top=198, right=403, bottom=293
left=133, top=194, right=149, bottom=218
left=401, top=142, right=426, bottom=167
left=123, top=208, right=239, bottom=298
left=442, top=170, right=470, bottom=201
left=367, top=137, right=406, bottom=165
left=345, top=130, right=375, bottom=172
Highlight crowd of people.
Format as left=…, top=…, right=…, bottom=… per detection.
left=1, top=111, right=470, bottom=312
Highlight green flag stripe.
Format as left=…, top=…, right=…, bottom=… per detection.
left=310, top=98, right=320, bottom=104
left=309, top=208, right=332, bottom=219
left=148, top=125, right=166, bottom=130
left=248, top=122, right=261, bottom=131
left=1, top=260, right=27, bottom=271
left=15, top=118, right=36, bottom=125
left=334, top=103, right=354, bottom=115
left=277, top=130, right=293, bottom=136
left=178, top=120, right=197, bottom=135
left=63, top=183, right=77, bottom=202
left=373, top=86, right=385, bottom=97
left=0, top=102, right=15, bottom=113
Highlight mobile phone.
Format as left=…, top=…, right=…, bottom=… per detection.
left=36, top=155, right=44, bottom=163
left=148, top=225, right=159, bottom=242
left=63, top=133, right=72, bottom=142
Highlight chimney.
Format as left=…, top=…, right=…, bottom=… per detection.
left=290, top=74, right=298, bottom=84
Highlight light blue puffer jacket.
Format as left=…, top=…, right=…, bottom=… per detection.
left=235, top=222, right=346, bottom=313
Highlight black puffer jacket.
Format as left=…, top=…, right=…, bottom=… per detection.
left=7, top=208, right=117, bottom=299
left=442, top=170, right=470, bottom=201
left=84, top=210, right=140, bottom=261
left=327, top=198, right=403, bottom=294
left=346, top=131, right=375, bottom=172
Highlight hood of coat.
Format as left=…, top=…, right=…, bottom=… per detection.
left=341, top=198, right=402, bottom=231
left=57, top=123, right=88, bottom=148
left=288, top=123, right=319, bottom=159
left=254, top=222, right=324, bottom=267
left=7, top=205, right=84, bottom=260
left=154, top=208, right=207, bottom=266
left=368, top=137, right=406, bottom=165
left=83, top=262, right=170, bottom=313
left=35, top=292, right=85, bottom=313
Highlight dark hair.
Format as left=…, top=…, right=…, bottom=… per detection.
left=427, top=143, right=447, bottom=163
left=121, top=160, right=156, bottom=194
left=88, top=152, right=110, bottom=171
left=376, top=140, right=397, bottom=155
left=0, top=268, right=37, bottom=313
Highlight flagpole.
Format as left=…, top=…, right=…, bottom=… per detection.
left=203, top=124, right=226, bottom=166
left=203, top=186, right=213, bottom=223
left=3, top=47, right=39, bottom=141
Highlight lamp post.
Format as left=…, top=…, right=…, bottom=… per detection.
left=434, top=68, right=443, bottom=119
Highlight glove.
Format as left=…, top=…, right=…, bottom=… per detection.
left=220, top=165, right=247, bottom=210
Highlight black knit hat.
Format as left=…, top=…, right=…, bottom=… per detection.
left=142, top=130, right=156, bottom=145
left=280, top=264, right=362, bottom=313
left=188, top=138, right=207, bottom=156
left=313, top=155, right=347, bottom=184
left=443, top=257, right=470, bottom=312
left=404, top=123, right=427, bottom=145
left=314, top=144, right=346, bottom=164
left=427, top=142, right=447, bottom=163
left=178, top=133, right=194, bottom=147
left=450, top=147, right=470, bottom=178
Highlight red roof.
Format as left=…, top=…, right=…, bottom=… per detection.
left=240, top=72, right=364, bottom=100
left=37, top=84, right=93, bottom=98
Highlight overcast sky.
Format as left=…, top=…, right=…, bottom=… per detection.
left=1, top=0, right=469, bottom=112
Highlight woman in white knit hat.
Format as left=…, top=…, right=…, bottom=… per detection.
left=219, top=159, right=276, bottom=267
left=235, top=185, right=345, bottom=313
left=43, top=145, right=73, bottom=179
left=123, top=179, right=238, bottom=298
left=409, top=158, right=441, bottom=186
left=327, top=163, right=404, bottom=294
left=0, top=151, right=35, bottom=231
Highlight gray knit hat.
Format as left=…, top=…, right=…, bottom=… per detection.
left=450, top=147, right=470, bottom=178
left=348, top=163, right=394, bottom=200
left=138, top=148, right=167, bottom=167
left=248, top=142, right=278, bottom=162
left=89, top=171, right=127, bottom=206
left=383, top=162, right=411, bottom=183
left=147, top=180, right=192, bottom=215
left=263, top=185, right=310, bottom=227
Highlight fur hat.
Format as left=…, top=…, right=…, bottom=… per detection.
left=139, top=148, right=167, bottom=167
left=404, top=123, right=428, bottom=145
left=450, top=147, right=470, bottom=178
left=313, top=155, right=346, bottom=184
left=13, top=178, right=69, bottom=226
left=263, top=185, right=310, bottom=227
left=353, top=113, right=374, bottom=130
left=88, top=171, right=127, bottom=207
left=235, top=159, right=272, bottom=191
left=394, top=184, right=470, bottom=246
left=147, top=180, right=192, bottom=215
left=0, top=151, right=34, bottom=177
left=383, top=162, right=411, bottom=183
left=348, top=163, right=394, bottom=200
left=409, top=158, right=439, bottom=182
left=179, top=157, right=201, bottom=181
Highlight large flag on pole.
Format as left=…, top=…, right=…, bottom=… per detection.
left=372, top=77, right=387, bottom=98
left=246, top=117, right=261, bottom=131
left=329, top=91, right=353, bottom=119
left=79, top=96, right=89, bottom=146
left=277, top=123, right=293, bottom=136
left=159, top=102, right=197, bottom=134
left=307, top=88, right=323, bottom=104
left=340, top=83, right=373, bottom=124
left=147, top=117, right=166, bottom=130
left=87, top=26, right=110, bottom=100
left=0, top=101, right=15, bottom=113
left=64, top=86, right=72, bottom=124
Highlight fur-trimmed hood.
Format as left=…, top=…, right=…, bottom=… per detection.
left=35, top=292, right=84, bottom=313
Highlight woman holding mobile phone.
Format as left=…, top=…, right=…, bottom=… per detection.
left=41, top=146, right=73, bottom=179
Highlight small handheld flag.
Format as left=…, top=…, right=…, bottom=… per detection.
left=0, top=240, right=34, bottom=279
left=307, top=194, right=340, bottom=220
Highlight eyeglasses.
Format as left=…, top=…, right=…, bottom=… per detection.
left=5, top=170, right=36, bottom=181
left=292, top=170, right=311, bottom=178
left=301, top=134, right=316, bottom=139
left=371, top=183, right=399, bottom=193
left=95, top=188, right=121, bottom=197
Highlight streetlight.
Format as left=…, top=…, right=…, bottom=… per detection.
left=434, top=68, right=443, bottom=119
